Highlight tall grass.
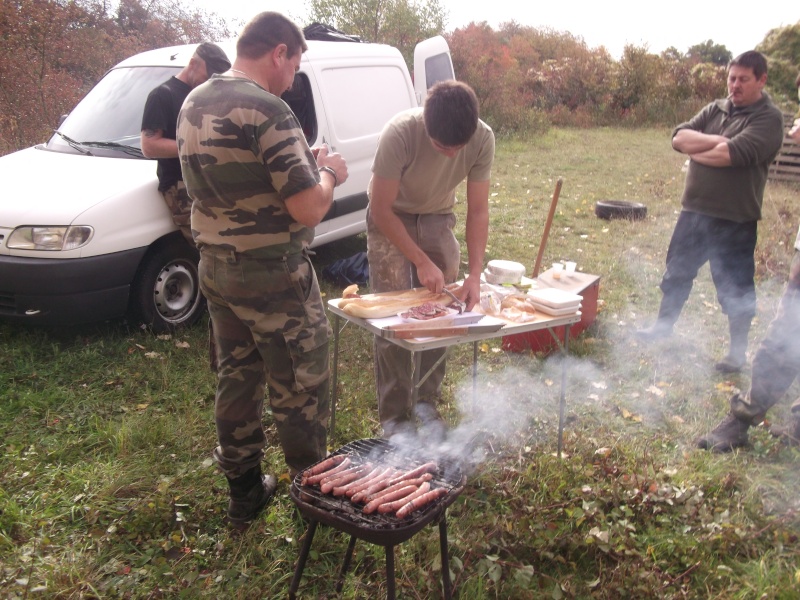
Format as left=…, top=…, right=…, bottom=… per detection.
left=2, top=128, right=800, bottom=599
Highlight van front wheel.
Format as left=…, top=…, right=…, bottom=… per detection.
left=130, top=239, right=205, bottom=332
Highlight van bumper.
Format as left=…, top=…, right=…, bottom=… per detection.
left=0, top=248, right=147, bottom=326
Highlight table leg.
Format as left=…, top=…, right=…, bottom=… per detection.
left=472, top=341, right=478, bottom=410
left=557, top=324, right=571, bottom=457
left=410, top=350, right=422, bottom=407
left=330, top=313, right=340, bottom=437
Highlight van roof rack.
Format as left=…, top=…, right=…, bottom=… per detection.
left=303, top=23, right=363, bottom=43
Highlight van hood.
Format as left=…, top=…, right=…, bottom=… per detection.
left=0, top=145, right=156, bottom=226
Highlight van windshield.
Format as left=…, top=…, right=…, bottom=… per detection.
left=47, top=66, right=180, bottom=157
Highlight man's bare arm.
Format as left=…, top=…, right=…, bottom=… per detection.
left=461, top=180, right=490, bottom=311
left=140, top=129, right=178, bottom=159
left=285, top=146, right=348, bottom=228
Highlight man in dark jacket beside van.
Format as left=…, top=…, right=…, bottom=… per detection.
left=635, top=51, right=784, bottom=373
left=367, top=80, right=495, bottom=441
left=141, top=42, right=230, bottom=243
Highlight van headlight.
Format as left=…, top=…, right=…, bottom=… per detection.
left=7, top=225, right=94, bottom=251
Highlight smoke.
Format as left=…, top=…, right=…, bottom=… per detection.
left=386, top=356, right=606, bottom=474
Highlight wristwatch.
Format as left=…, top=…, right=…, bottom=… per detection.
left=319, top=166, right=338, bottom=187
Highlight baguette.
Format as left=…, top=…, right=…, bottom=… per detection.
left=339, top=287, right=453, bottom=319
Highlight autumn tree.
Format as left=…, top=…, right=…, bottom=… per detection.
left=0, top=0, right=230, bottom=155
left=306, top=0, right=446, bottom=67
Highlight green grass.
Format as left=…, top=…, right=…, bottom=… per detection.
left=3, top=128, right=800, bottom=599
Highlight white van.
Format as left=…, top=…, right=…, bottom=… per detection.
left=0, top=31, right=454, bottom=331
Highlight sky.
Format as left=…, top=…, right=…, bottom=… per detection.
left=200, top=0, right=798, bottom=60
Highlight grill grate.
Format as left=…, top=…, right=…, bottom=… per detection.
left=291, top=438, right=465, bottom=543
left=289, top=438, right=466, bottom=599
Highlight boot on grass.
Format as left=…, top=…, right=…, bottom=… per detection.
left=715, top=315, right=751, bottom=373
left=635, top=319, right=675, bottom=342
left=227, top=466, right=277, bottom=528
left=696, top=413, right=751, bottom=453
left=635, top=300, right=680, bottom=342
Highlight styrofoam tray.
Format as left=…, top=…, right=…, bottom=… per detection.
left=528, top=287, right=583, bottom=308
left=529, top=300, right=581, bottom=316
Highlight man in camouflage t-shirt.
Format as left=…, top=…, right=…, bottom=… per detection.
left=177, top=12, right=348, bottom=528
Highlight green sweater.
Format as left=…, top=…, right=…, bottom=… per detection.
left=673, top=93, right=784, bottom=223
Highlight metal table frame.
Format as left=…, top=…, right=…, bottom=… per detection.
left=327, top=300, right=581, bottom=456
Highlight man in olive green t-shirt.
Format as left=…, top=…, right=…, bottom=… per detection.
left=367, top=80, right=495, bottom=441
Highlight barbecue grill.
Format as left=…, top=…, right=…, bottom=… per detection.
left=288, top=438, right=467, bottom=599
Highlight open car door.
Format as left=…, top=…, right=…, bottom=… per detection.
left=413, top=36, right=455, bottom=105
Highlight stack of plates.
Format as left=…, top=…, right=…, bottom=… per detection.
left=527, top=288, right=582, bottom=316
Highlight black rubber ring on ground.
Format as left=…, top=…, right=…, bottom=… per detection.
left=594, top=200, right=647, bottom=220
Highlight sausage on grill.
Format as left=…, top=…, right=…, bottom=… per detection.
left=302, top=456, right=351, bottom=486
left=385, top=462, right=438, bottom=486
left=340, top=465, right=396, bottom=497
left=363, top=484, right=418, bottom=514
left=377, top=482, right=431, bottom=514
left=395, top=487, right=449, bottom=518
left=320, top=463, right=370, bottom=494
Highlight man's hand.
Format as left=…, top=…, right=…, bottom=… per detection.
left=315, top=144, right=348, bottom=186
left=459, top=274, right=482, bottom=312
left=789, top=119, right=800, bottom=141
left=415, top=259, right=445, bottom=293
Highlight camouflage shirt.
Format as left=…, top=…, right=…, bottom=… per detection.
left=177, top=75, right=321, bottom=257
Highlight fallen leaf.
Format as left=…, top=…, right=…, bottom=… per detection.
left=592, top=381, right=607, bottom=390
left=646, top=385, right=664, bottom=397
left=175, top=341, right=190, bottom=349
left=595, top=447, right=612, bottom=458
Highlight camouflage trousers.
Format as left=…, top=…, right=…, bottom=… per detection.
left=199, top=247, right=331, bottom=477
left=366, top=208, right=460, bottom=437
left=731, top=250, right=800, bottom=423
left=160, top=180, right=193, bottom=244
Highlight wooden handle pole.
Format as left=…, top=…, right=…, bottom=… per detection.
left=532, top=178, right=563, bottom=278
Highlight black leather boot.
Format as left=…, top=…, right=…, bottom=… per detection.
left=696, top=412, right=751, bottom=452
left=226, top=466, right=277, bottom=528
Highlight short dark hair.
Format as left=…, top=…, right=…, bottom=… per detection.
left=729, top=50, right=768, bottom=79
left=237, top=12, right=307, bottom=60
left=423, top=80, right=480, bottom=147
